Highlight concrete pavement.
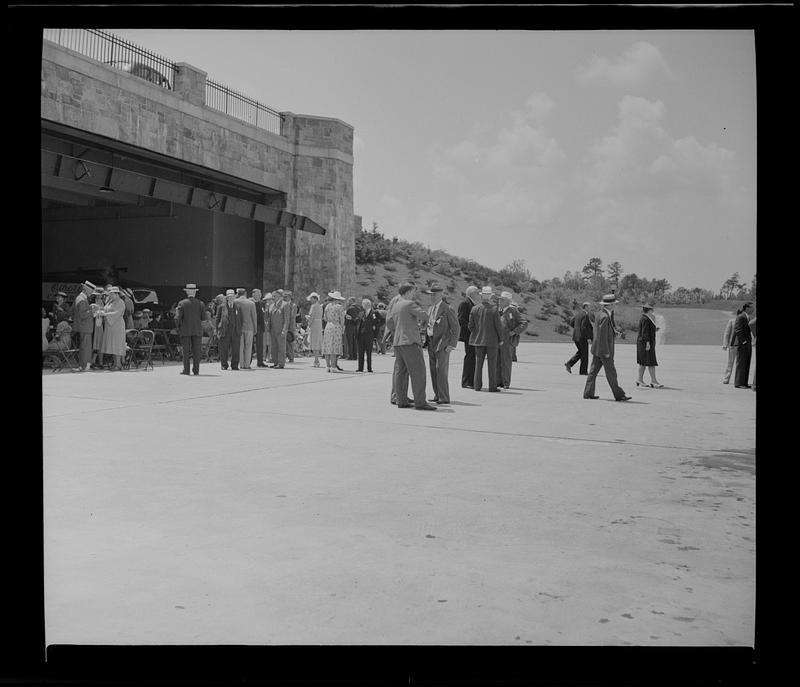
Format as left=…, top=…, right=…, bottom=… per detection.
left=42, top=342, right=755, bottom=645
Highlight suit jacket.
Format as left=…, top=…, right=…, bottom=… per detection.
left=72, top=292, right=94, bottom=334
left=733, top=312, right=751, bottom=346
left=468, top=302, right=504, bottom=347
left=427, top=301, right=459, bottom=352
left=216, top=301, right=242, bottom=338
left=268, top=301, right=287, bottom=336
left=388, top=298, right=428, bottom=347
left=499, top=305, right=527, bottom=345
left=722, top=318, right=736, bottom=347
left=237, top=297, right=257, bottom=332
left=176, top=297, right=205, bottom=337
left=358, top=309, right=382, bottom=340
left=345, top=304, right=362, bottom=330
left=590, top=307, right=616, bottom=358
left=457, top=298, right=474, bottom=343
left=570, top=309, right=594, bottom=343
left=282, top=300, right=297, bottom=333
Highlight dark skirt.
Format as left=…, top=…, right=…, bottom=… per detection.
left=636, top=341, right=657, bottom=366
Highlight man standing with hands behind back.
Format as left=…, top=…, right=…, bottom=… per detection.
left=176, top=283, right=205, bottom=376
left=424, top=283, right=459, bottom=404
left=583, top=294, right=631, bottom=401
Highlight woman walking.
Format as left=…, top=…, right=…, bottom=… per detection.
left=307, top=292, right=324, bottom=367
left=321, top=291, right=346, bottom=372
left=636, top=303, right=663, bottom=388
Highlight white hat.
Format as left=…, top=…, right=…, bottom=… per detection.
left=480, top=286, right=494, bottom=296
left=83, top=280, right=96, bottom=290
left=263, top=292, right=273, bottom=300
left=500, top=291, right=514, bottom=300
left=184, top=283, right=198, bottom=293
left=599, top=294, right=619, bottom=305
left=225, top=289, right=235, bottom=296
left=307, top=292, right=320, bottom=301
left=327, top=290, right=345, bottom=300
left=107, top=286, right=120, bottom=294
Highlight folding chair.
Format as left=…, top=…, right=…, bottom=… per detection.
left=130, top=329, right=155, bottom=371
left=150, top=329, right=169, bottom=364
left=202, top=331, right=219, bottom=362
left=42, top=345, right=80, bottom=372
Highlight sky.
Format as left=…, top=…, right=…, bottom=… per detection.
left=109, top=29, right=756, bottom=293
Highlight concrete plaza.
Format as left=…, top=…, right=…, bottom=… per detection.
left=42, top=342, right=755, bottom=646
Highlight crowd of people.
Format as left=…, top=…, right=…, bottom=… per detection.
left=43, top=280, right=757, bottom=397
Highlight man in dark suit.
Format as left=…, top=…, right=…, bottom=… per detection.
left=497, top=291, right=528, bottom=389
left=282, top=291, right=297, bottom=363
left=583, top=294, right=631, bottom=401
left=733, top=302, right=754, bottom=388
left=458, top=285, right=480, bottom=389
left=424, top=284, right=459, bottom=404
left=357, top=298, right=381, bottom=373
left=252, top=288, right=267, bottom=367
left=175, top=282, right=205, bottom=376
left=344, top=296, right=362, bottom=360
left=268, top=290, right=288, bottom=368
left=565, top=301, right=594, bottom=375
left=387, top=283, right=436, bottom=410
left=468, top=286, right=505, bottom=392
left=216, top=289, right=241, bottom=370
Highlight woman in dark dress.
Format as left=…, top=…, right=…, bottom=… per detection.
left=636, top=304, right=663, bottom=388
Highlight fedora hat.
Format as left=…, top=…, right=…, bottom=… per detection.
left=642, top=303, right=655, bottom=310
left=82, top=280, right=96, bottom=290
left=107, top=286, right=120, bottom=294
left=480, top=286, right=494, bottom=296
left=184, top=283, right=198, bottom=290
left=263, top=292, right=273, bottom=300
left=327, top=290, right=345, bottom=300
left=500, top=291, right=514, bottom=300
left=599, top=294, right=618, bottom=305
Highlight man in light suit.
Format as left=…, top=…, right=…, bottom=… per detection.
left=424, top=284, right=459, bottom=404
left=387, top=283, right=436, bottom=411
left=216, top=289, right=241, bottom=371
left=236, top=288, right=257, bottom=369
left=457, top=285, right=480, bottom=389
left=72, top=280, right=96, bottom=371
left=565, top=301, right=594, bottom=375
left=268, top=290, right=288, bottom=368
left=468, top=286, right=504, bottom=392
left=583, top=294, right=631, bottom=401
left=496, top=291, right=528, bottom=389
left=176, top=283, right=205, bottom=376
left=733, top=302, right=754, bottom=388
left=722, top=310, right=739, bottom=384
left=385, top=290, right=405, bottom=405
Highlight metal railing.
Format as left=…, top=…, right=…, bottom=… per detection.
left=206, top=79, right=283, bottom=135
left=44, top=28, right=285, bottom=135
left=43, top=28, right=176, bottom=90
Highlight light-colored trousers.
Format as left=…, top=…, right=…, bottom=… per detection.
left=723, top=345, right=738, bottom=383
left=240, top=330, right=254, bottom=368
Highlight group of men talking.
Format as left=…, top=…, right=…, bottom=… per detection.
left=383, top=282, right=528, bottom=410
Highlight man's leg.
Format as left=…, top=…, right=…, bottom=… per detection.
left=462, top=343, right=475, bottom=387
left=276, top=333, right=287, bottom=367
left=723, top=345, right=737, bottom=383
left=357, top=337, right=366, bottom=371
left=499, top=342, right=512, bottom=387
left=578, top=340, right=590, bottom=375
left=436, top=348, right=451, bottom=403
left=601, top=356, right=626, bottom=400
left=191, top=335, right=202, bottom=374
left=566, top=343, right=581, bottom=371
left=78, top=331, right=92, bottom=369
left=735, top=343, right=751, bottom=387
left=180, top=336, right=191, bottom=374
left=256, top=330, right=264, bottom=366
left=406, top=344, right=429, bottom=408
left=230, top=334, right=240, bottom=369
left=428, top=347, right=439, bottom=400
left=486, top=346, right=500, bottom=391
left=583, top=355, right=602, bottom=398
left=218, top=334, right=229, bottom=369
left=365, top=337, right=373, bottom=372
left=394, top=346, right=412, bottom=406
left=473, top=346, right=486, bottom=391
left=286, top=331, right=294, bottom=362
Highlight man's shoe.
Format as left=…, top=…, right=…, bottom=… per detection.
left=435, top=400, right=449, bottom=405
left=429, top=398, right=439, bottom=403
left=488, top=388, right=501, bottom=392
left=462, top=384, right=473, bottom=389
left=180, top=371, right=189, bottom=375
left=193, top=372, right=199, bottom=376
left=722, top=380, right=730, bottom=384
left=616, top=395, right=632, bottom=401
left=565, top=363, right=572, bottom=374
left=584, top=395, right=599, bottom=399
left=416, top=403, right=438, bottom=411
left=735, top=385, right=751, bottom=389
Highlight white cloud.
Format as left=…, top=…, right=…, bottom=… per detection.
left=575, top=41, right=673, bottom=87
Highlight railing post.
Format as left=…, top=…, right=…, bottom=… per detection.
left=173, top=62, right=207, bottom=107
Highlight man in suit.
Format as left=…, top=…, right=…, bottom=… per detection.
left=458, top=285, right=480, bottom=389
left=375, top=303, right=388, bottom=354
left=357, top=298, right=381, bottom=373
left=722, top=310, right=739, bottom=384
left=252, top=288, right=267, bottom=367
left=424, top=283, right=459, bottom=404
left=387, top=283, right=436, bottom=410
left=583, top=294, right=631, bottom=401
left=282, top=291, right=297, bottom=363
left=733, top=302, right=754, bottom=388
left=496, top=291, right=528, bottom=389
left=261, top=292, right=274, bottom=363
left=72, top=280, right=96, bottom=371
left=216, top=289, right=241, bottom=370
left=565, top=301, right=594, bottom=375
left=175, top=283, right=205, bottom=376
left=268, top=290, right=288, bottom=368
left=344, top=296, right=362, bottom=360
left=385, top=290, right=405, bottom=405
left=235, top=288, right=257, bottom=369
left=468, top=286, right=505, bottom=392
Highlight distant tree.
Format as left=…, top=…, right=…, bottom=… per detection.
left=750, top=273, right=757, bottom=299
left=581, top=257, right=604, bottom=282
left=721, top=272, right=745, bottom=300
left=606, top=261, right=624, bottom=291
left=653, top=278, right=671, bottom=301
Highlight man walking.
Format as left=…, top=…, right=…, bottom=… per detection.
left=387, top=283, right=436, bottom=410
left=425, top=284, right=459, bottom=404
left=176, top=283, right=205, bottom=376
left=722, top=310, right=739, bottom=384
left=565, top=301, right=594, bottom=375
left=497, top=291, right=527, bottom=389
left=583, top=294, right=631, bottom=401
left=72, top=280, right=96, bottom=371
left=235, top=288, right=257, bottom=369
left=268, top=290, right=288, bottom=368
left=357, top=298, right=381, bottom=373
left=458, top=285, right=480, bottom=389
left=216, top=289, right=241, bottom=371
left=733, top=302, right=754, bottom=389
left=252, top=288, right=267, bottom=367
left=468, top=286, right=504, bottom=392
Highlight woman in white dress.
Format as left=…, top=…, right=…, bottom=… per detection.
left=306, top=292, right=324, bottom=367
left=98, top=286, right=126, bottom=370
left=321, top=291, right=346, bottom=372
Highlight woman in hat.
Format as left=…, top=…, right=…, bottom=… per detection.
left=321, top=291, right=346, bottom=372
left=306, top=292, right=324, bottom=367
left=89, top=288, right=107, bottom=368
left=636, top=304, right=663, bottom=388
left=98, top=286, right=127, bottom=370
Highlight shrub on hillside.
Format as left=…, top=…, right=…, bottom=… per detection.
left=384, top=264, right=397, bottom=272
left=375, top=284, right=391, bottom=303
left=385, top=275, right=397, bottom=287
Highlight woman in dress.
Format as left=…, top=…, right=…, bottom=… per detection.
left=306, top=292, right=324, bottom=367
left=98, top=286, right=127, bottom=370
left=636, top=303, right=663, bottom=388
left=321, top=291, right=346, bottom=372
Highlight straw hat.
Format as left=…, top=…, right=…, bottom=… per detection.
left=327, top=291, right=345, bottom=300
left=307, top=292, right=320, bottom=301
